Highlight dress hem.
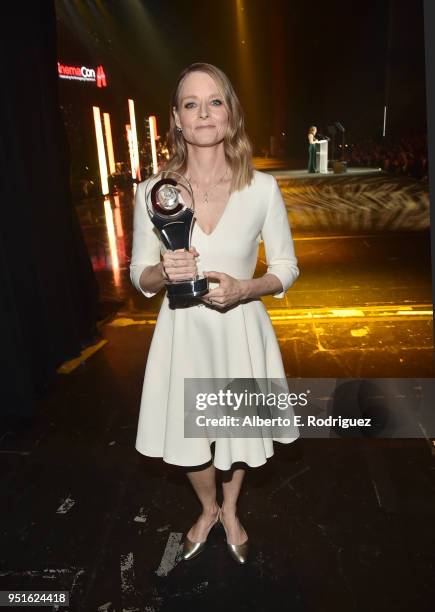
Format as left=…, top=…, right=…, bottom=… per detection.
left=135, top=434, right=299, bottom=471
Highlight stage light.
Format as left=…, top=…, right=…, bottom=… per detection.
left=103, top=197, right=120, bottom=286
left=113, top=195, right=124, bottom=238
left=92, top=106, right=109, bottom=195
left=128, top=99, right=141, bottom=181
left=148, top=115, right=158, bottom=175
left=126, top=124, right=135, bottom=181
left=103, top=112, right=116, bottom=175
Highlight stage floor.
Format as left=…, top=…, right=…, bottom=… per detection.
left=271, top=167, right=383, bottom=180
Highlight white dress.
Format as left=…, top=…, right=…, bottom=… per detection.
left=130, top=170, right=300, bottom=470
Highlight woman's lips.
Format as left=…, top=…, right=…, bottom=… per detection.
left=196, top=125, right=215, bottom=129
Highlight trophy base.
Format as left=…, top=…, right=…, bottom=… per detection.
left=166, top=277, right=209, bottom=299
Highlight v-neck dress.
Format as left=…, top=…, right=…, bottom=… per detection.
left=130, top=170, right=300, bottom=470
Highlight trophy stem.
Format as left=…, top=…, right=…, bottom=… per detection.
left=151, top=209, right=194, bottom=251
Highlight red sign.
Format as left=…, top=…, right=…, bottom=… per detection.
left=58, top=63, right=107, bottom=87
left=96, top=65, right=107, bottom=88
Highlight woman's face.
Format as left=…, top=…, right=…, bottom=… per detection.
left=173, top=71, right=229, bottom=147
left=313, top=128, right=317, bottom=135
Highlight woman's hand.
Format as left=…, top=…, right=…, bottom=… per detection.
left=202, top=271, right=247, bottom=308
left=162, top=247, right=199, bottom=282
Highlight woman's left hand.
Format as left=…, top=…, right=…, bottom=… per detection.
left=201, top=271, right=247, bottom=308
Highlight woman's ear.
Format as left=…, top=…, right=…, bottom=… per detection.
left=173, top=106, right=181, bottom=130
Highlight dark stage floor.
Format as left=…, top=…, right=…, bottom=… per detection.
left=1, top=337, right=434, bottom=611
left=1, top=168, right=434, bottom=610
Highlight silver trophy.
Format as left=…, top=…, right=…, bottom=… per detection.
left=144, top=170, right=209, bottom=299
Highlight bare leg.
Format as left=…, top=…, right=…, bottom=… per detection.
left=185, top=462, right=220, bottom=542
left=220, top=465, right=248, bottom=545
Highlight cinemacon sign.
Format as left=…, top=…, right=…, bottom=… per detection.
left=57, top=63, right=107, bottom=87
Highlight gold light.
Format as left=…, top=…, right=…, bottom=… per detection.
left=103, top=197, right=120, bottom=286
left=126, top=124, right=135, bottom=180
left=113, top=194, right=124, bottom=237
left=148, top=115, right=158, bottom=174
left=128, top=98, right=141, bottom=180
left=92, top=106, right=109, bottom=195
left=103, top=112, right=116, bottom=175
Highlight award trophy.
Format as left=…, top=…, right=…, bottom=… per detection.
left=144, top=170, right=209, bottom=299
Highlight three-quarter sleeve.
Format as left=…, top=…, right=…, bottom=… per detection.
left=260, top=176, right=300, bottom=299
left=129, top=180, right=162, bottom=298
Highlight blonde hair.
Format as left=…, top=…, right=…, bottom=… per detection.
left=164, top=62, right=254, bottom=193
left=308, top=126, right=317, bottom=135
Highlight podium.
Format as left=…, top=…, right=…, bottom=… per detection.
left=315, top=140, right=328, bottom=173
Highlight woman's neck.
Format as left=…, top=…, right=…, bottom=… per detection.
left=185, top=142, right=228, bottom=185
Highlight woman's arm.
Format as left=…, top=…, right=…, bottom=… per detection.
left=138, top=261, right=167, bottom=295
left=130, top=182, right=163, bottom=298
left=238, top=274, right=283, bottom=299
left=202, top=271, right=282, bottom=306
left=257, top=176, right=300, bottom=298
left=203, top=176, right=299, bottom=307
left=308, top=133, right=314, bottom=144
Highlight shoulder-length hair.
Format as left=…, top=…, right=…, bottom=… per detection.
left=163, top=62, right=254, bottom=193
left=308, top=126, right=317, bottom=134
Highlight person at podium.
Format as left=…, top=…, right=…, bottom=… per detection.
left=307, top=126, right=319, bottom=173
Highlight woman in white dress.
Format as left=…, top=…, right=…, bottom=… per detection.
left=130, top=63, right=300, bottom=564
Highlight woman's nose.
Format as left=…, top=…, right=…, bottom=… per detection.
left=199, top=102, right=209, bottom=118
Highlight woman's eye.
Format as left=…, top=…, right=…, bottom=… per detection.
left=184, top=99, right=222, bottom=108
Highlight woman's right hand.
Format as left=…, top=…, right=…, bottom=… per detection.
left=162, top=247, right=199, bottom=282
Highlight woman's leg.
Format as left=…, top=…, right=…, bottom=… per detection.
left=308, top=144, right=316, bottom=172
left=185, top=461, right=220, bottom=542
left=220, top=465, right=248, bottom=545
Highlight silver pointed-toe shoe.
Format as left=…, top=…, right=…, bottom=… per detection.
left=220, top=512, right=249, bottom=565
left=182, top=508, right=220, bottom=561
left=227, top=540, right=249, bottom=565
left=182, top=538, right=207, bottom=561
